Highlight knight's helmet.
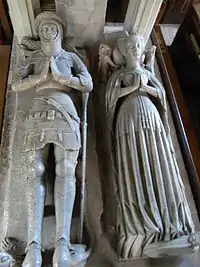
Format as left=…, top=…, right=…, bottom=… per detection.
left=35, top=11, right=66, bottom=38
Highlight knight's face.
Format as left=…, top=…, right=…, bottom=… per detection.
left=40, top=22, right=59, bottom=41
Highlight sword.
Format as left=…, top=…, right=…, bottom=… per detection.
left=78, top=92, right=89, bottom=244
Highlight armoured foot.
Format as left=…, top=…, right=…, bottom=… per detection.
left=22, top=242, right=42, bottom=267
left=53, top=239, right=71, bottom=267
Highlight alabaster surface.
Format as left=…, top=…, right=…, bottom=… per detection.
left=0, top=11, right=96, bottom=267
left=55, top=0, right=108, bottom=46
left=0, top=16, right=200, bottom=267
left=95, top=30, right=200, bottom=264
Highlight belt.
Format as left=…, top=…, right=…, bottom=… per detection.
left=26, top=109, right=63, bottom=121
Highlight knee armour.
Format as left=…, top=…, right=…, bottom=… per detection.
left=55, top=159, right=76, bottom=178
left=35, top=160, right=46, bottom=177
left=27, top=158, right=45, bottom=178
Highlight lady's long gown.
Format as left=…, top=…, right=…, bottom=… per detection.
left=115, top=89, right=194, bottom=259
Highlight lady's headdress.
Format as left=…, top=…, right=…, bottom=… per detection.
left=118, top=31, right=145, bottom=56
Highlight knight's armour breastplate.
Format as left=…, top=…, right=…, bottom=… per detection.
left=33, top=50, right=73, bottom=77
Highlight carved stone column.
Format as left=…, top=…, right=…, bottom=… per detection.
left=26, top=0, right=38, bottom=36
left=7, top=0, right=35, bottom=41
left=124, top=0, right=163, bottom=45
left=32, top=0, right=41, bottom=15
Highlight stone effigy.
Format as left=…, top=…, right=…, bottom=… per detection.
left=0, top=11, right=93, bottom=267
left=98, top=31, right=200, bottom=260
left=0, top=8, right=200, bottom=267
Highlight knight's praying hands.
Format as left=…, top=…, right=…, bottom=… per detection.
left=50, top=56, right=72, bottom=84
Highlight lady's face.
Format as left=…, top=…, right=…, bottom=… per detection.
left=126, top=37, right=142, bottom=59
left=40, top=22, right=59, bottom=41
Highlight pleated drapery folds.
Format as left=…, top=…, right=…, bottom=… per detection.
left=115, top=92, right=194, bottom=259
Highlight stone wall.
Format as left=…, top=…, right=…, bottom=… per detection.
left=55, top=0, right=108, bottom=47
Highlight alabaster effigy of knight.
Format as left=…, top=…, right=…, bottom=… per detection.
left=1, top=11, right=93, bottom=267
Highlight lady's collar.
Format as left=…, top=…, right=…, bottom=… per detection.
left=125, top=66, right=146, bottom=74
